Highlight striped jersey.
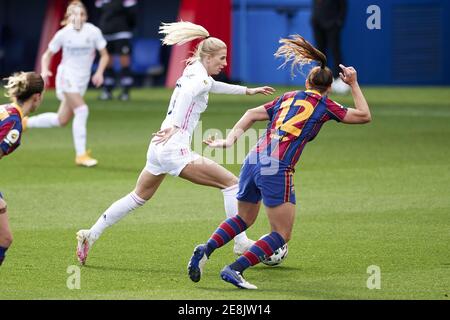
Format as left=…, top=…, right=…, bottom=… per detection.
left=255, top=90, right=348, bottom=168
left=0, top=103, right=24, bottom=157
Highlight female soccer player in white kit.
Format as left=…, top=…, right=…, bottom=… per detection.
left=26, top=1, right=109, bottom=167
left=76, top=21, right=275, bottom=264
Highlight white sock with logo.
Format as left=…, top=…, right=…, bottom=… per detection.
left=89, top=192, right=146, bottom=241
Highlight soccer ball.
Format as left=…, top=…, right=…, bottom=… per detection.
left=261, top=236, right=288, bottom=266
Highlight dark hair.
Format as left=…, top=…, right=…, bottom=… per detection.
left=275, top=34, right=333, bottom=93
left=4, top=72, right=44, bottom=103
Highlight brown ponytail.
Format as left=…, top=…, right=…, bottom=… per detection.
left=275, top=34, right=333, bottom=93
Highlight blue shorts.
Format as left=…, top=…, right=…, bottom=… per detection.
left=0, top=192, right=3, bottom=199
left=237, top=153, right=296, bottom=208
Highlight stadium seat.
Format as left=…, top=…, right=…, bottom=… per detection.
left=131, top=37, right=164, bottom=86
left=91, top=38, right=164, bottom=87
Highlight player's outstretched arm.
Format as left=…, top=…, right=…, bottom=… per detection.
left=246, top=86, right=275, bottom=96
left=339, top=64, right=372, bottom=124
left=204, top=105, right=269, bottom=148
left=211, top=81, right=275, bottom=96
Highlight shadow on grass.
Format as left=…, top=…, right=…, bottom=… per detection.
left=193, top=285, right=359, bottom=300
left=82, top=264, right=154, bottom=273
left=93, top=165, right=141, bottom=174
left=191, top=266, right=359, bottom=299
left=252, top=265, right=303, bottom=272
left=23, top=161, right=140, bottom=174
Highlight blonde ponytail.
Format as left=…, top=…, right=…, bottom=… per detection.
left=159, top=21, right=227, bottom=64
left=3, top=72, right=44, bottom=103
left=159, top=21, right=209, bottom=46
left=4, top=72, right=28, bottom=99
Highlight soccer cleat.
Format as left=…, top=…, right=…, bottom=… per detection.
left=187, top=244, right=208, bottom=283
left=76, top=229, right=94, bottom=265
left=220, top=265, right=257, bottom=290
left=233, top=239, right=256, bottom=256
left=75, top=151, right=98, bottom=167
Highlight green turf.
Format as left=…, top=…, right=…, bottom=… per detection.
left=0, top=86, right=449, bottom=300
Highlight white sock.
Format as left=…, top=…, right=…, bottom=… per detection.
left=72, top=105, right=89, bottom=156
left=89, top=192, right=146, bottom=241
left=222, top=184, right=250, bottom=244
left=27, top=112, right=60, bottom=128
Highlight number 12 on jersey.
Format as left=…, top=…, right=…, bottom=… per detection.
left=275, top=98, right=314, bottom=140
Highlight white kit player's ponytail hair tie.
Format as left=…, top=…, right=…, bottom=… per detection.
left=159, top=21, right=227, bottom=65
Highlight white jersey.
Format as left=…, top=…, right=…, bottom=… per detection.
left=146, top=61, right=247, bottom=177
left=49, top=23, right=107, bottom=78
left=160, top=60, right=247, bottom=145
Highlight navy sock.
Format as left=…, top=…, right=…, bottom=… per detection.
left=120, top=67, right=134, bottom=94
left=229, top=232, right=285, bottom=273
left=0, top=246, right=8, bottom=266
left=204, top=215, right=248, bottom=258
left=104, top=67, right=116, bottom=92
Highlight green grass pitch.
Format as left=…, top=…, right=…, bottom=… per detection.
left=0, top=86, right=449, bottom=300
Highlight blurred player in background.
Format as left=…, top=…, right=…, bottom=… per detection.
left=188, top=35, right=371, bottom=289
left=0, top=72, right=45, bottom=266
left=75, top=21, right=275, bottom=265
left=26, top=1, right=109, bottom=167
left=311, top=0, right=349, bottom=94
left=96, top=0, right=137, bottom=101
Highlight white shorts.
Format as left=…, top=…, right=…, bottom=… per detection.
left=145, top=139, right=201, bottom=177
left=55, top=66, right=90, bottom=101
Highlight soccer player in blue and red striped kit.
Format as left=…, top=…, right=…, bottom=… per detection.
left=187, top=35, right=372, bottom=289
left=0, top=72, right=44, bottom=266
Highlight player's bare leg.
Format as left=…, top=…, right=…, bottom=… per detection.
left=76, top=170, right=165, bottom=265
left=179, top=156, right=236, bottom=188
left=180, top=157, right=255, bottom=255
left=0, top=199, right=13, bottom=266
left=56, top=99, right=74, bottom=126
left=133, top=169, right=167, bottom=201
left=265, top=202, right=296, bottom=243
